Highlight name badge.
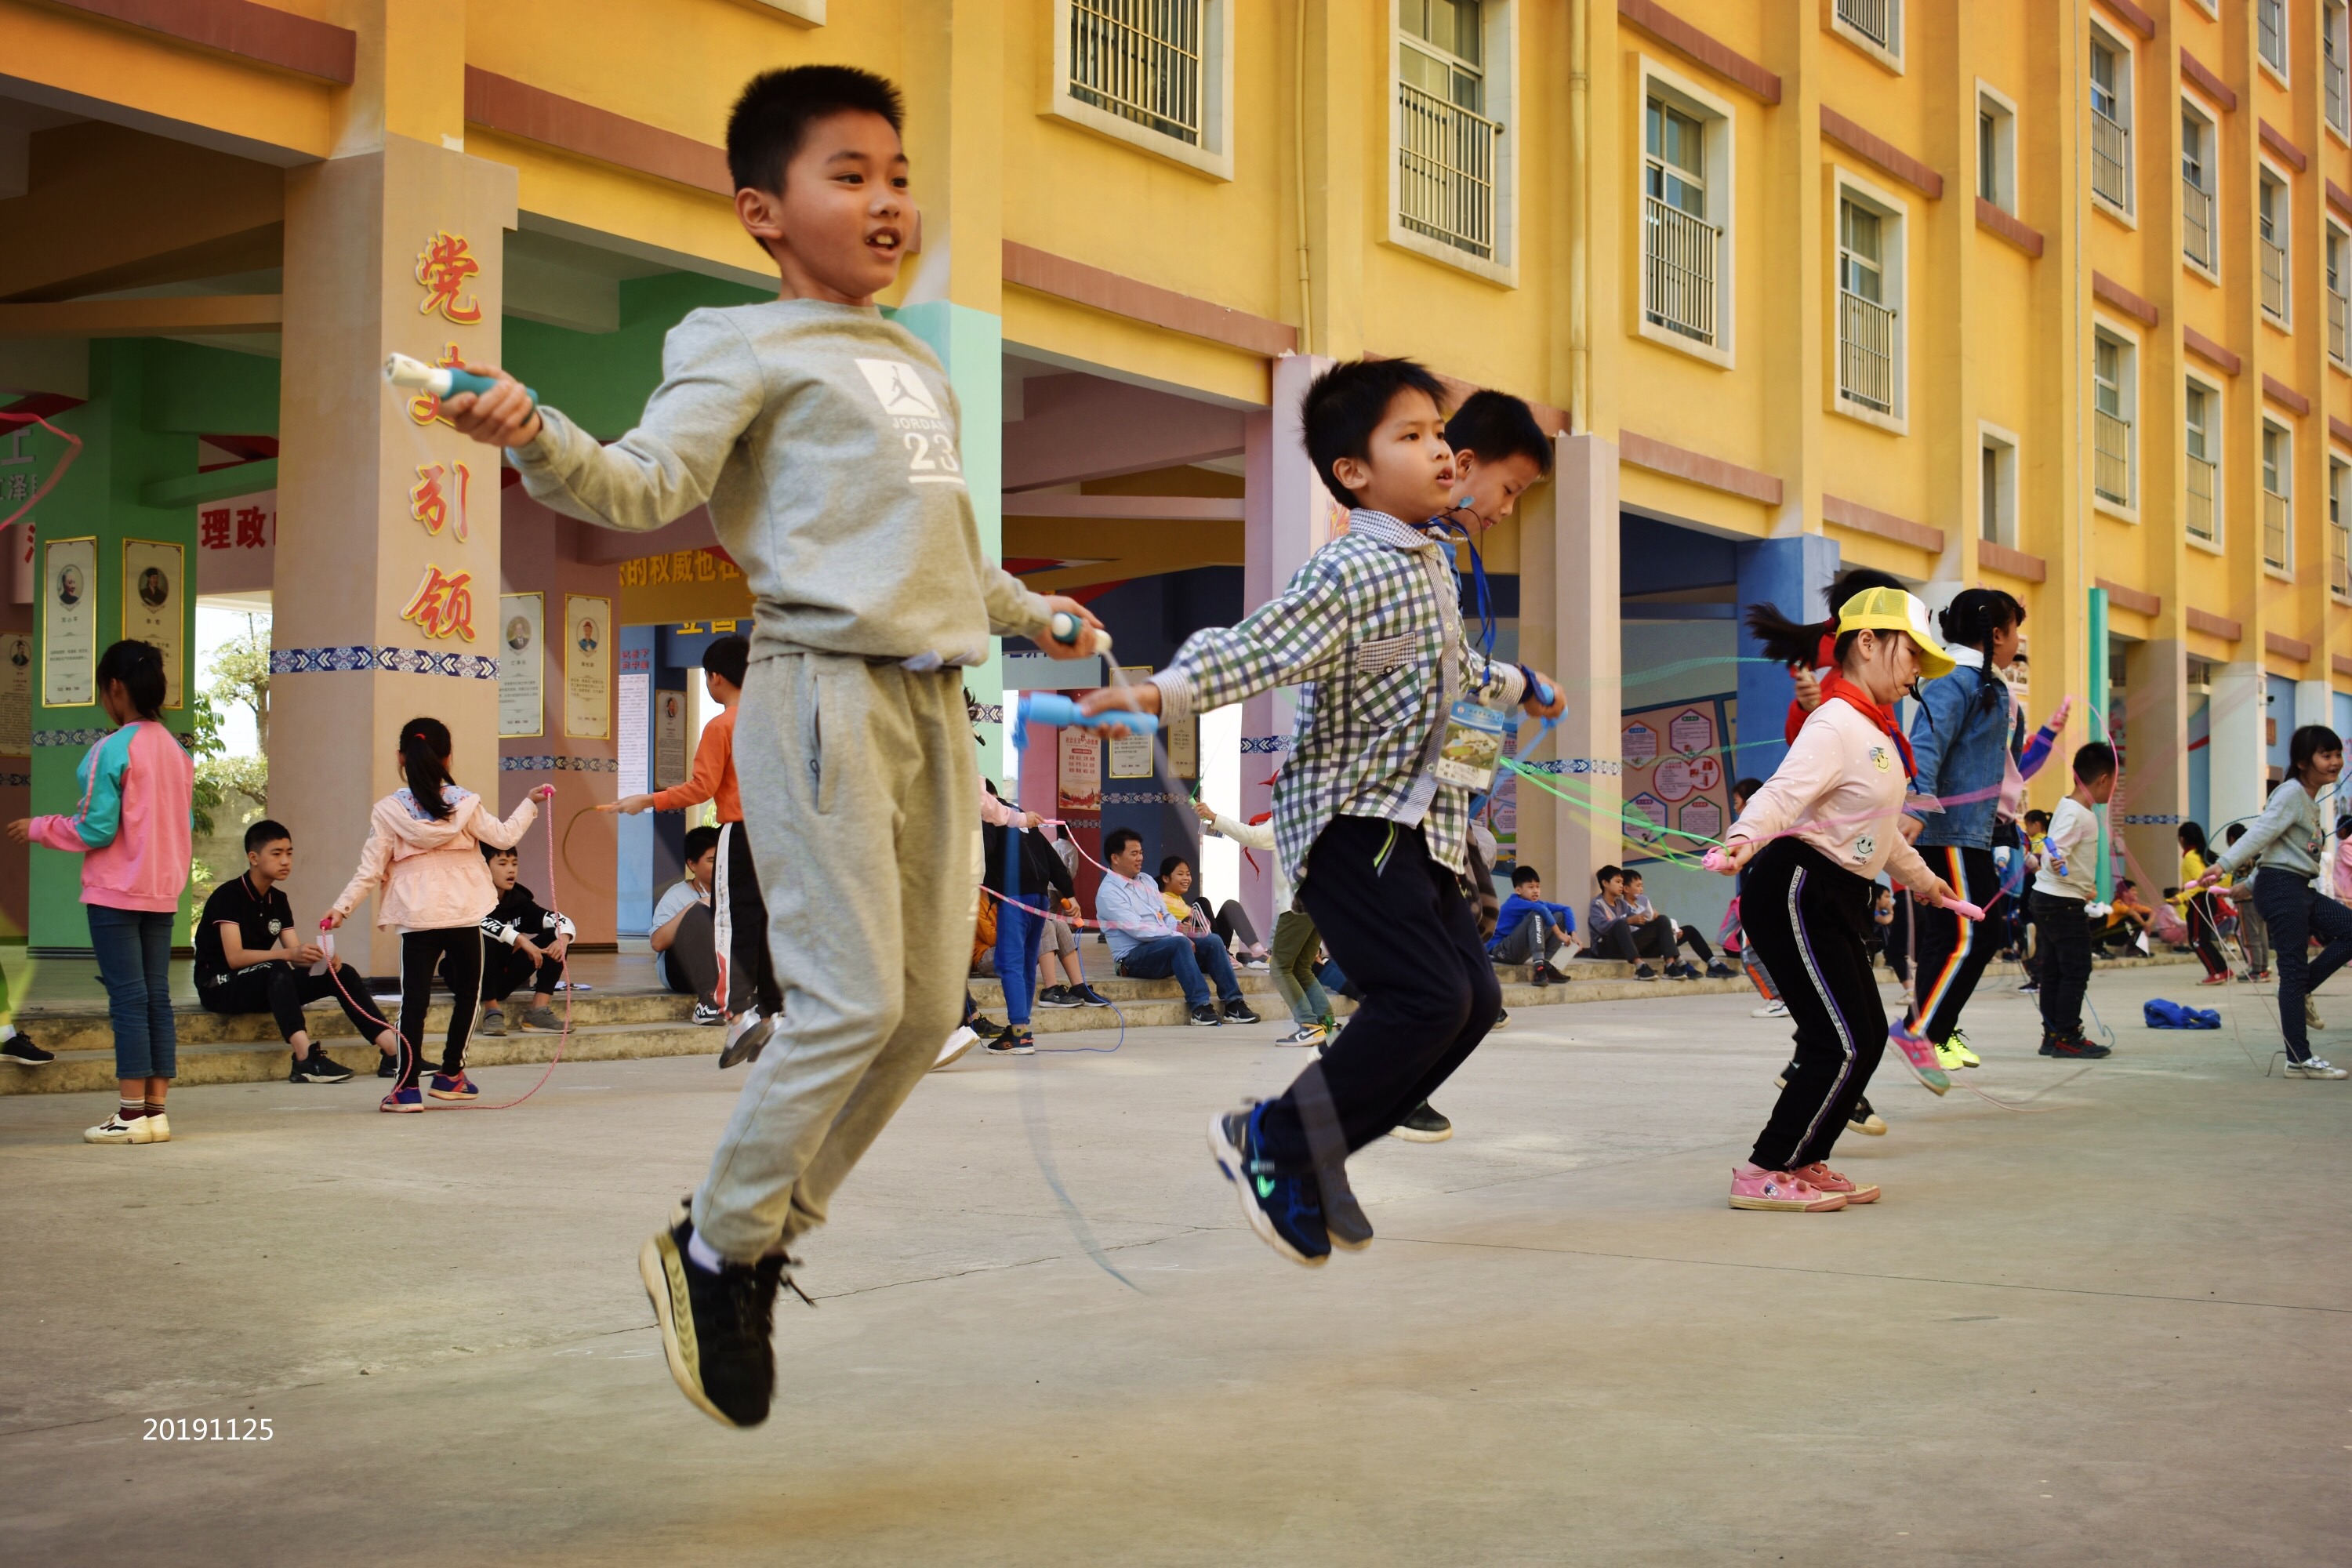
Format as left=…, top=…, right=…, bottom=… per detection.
left=1434, top=700, right=1506, bottom=790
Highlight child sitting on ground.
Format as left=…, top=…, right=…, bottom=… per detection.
left=1489, top=865, right=1573, bottom=982
left=477, top=843, right=575, bottom=1036
left=1622, top=869, right=1733, bottom=980
left=651, top=824, right=724, bottom=1024
left=197, top=818, right=400, bottom=1083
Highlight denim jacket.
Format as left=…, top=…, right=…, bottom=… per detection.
left=1904, top=652, right=2015, bottom=851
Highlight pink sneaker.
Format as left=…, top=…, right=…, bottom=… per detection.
left=1886, top=1023, right=1953, bottom=1095
left=1794, top=1161, right=1879, bottom=1203
left=1729, top=1167, right=1847, bottom=1211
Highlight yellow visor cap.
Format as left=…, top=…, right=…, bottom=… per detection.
left=1835, top=586, right=1957, bottom=679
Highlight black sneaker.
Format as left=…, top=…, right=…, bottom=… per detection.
left=376, top=1053, right=399, bottom=1079
left=1189, top=1004, right=1223, bottom=1027
left=1387, top=1102, right=1453, bottom=1142
left=2042, top=1032, right=2111, bottom=1059
left=289, top=1048, right=354, bottom=1084
left=1535, top=961, right=1570, bottom=985
left=1074, top=984, right=1112, bottom=1006
left=1206, top=1105, right=1330, bottom=1266
left=1036, top=986, right=1082, bottom=1009
left=637, top=1219, right=777, bottom=1428
left=1847, top=1095, right=1888, bottom=1135
left=985, top=1025, right=1035, bottom=1055
left=967, top=1013, right=1003, bottom=1037
left=691, top=1002, right=725, bottom=1026
left=1222, top=997, right=1261, bottom=1025
left=0, top=1031, right=53, bottom=1065
left=1490, top=1007, right=1508, bottom=1030
left=1634, top=964, right=1659, bottom=982
left=1671, top=962, right=1700, bottom=982
left=1705, top=961, right=1736, bottom=980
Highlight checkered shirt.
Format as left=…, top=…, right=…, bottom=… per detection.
left=1150, top=510, right=1525, bottom=880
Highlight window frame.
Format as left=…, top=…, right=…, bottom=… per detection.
left=1385, top=0, right=1520, bottom=285
left=1633, top=57, right=1737, bottom=368
left=1047, top=0, right=1236, bottom=182
left=1828, top=169, right=1909, bottom=434
left=1978, top=421, right=2020, bottom=549
left=2257, top=0, right=2291, bottom=86
left=2328, top=0, right=2350, bottom=143
left=1976, top=81, right=2018, bottom=215
left=2331, top=452, right=2352, bottom=601
left=2328, top=220, right=2351, bottom=370
left=1829, top=0, right=1904, bottom=74
left=2262, top=419, right=2294, bottom=576
left=2181, top=94, right=2221, bottom=281
left=2184, top=370, right=2225, bottom=552
left=2090, top=318, right=2140, bottom=520
left=2088, top=21, right=2136, bottom=225
left=2259, top=162, right=2293, bottom=329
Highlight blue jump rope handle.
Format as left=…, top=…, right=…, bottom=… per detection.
left=444, top=367, right=538, bottom=405
left=1022, top=691, right=1159, bottom=737
left=1530, top=677, right=1556, bottom=707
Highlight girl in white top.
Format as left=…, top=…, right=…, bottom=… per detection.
left=1709, top=587, right=1971, bottom=1213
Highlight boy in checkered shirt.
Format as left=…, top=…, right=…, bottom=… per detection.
left=1083, top=360, right=1563, bottom=1266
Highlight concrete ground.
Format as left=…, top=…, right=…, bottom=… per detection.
left=2, top=961, right=2347, bottom=1566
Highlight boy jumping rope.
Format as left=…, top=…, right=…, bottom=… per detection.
left=445, top=66, right=1099, bottom=1427
left=1083, top=361, right=1564, bottom=1265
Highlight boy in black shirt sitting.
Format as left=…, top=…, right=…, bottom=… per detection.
left=478, top=844, right=574, bottom=1034
left=198, top=819, right=398, bottom=1083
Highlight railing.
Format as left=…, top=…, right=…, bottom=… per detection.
left=2094, top=410, right=2132, bottom=506
left=1838, top=290, right=1896, bottom=413
left=2262, top=238, right=2288, bottom=319
left=2331, top=285, right=2350, bottom=365
left=2333, top=521, right=2351, bottom=599
left=2264, top=489, right=2291, bottom=569
left=1835, top=0, right=1894, bottom=49
left=2091, top=110, right=2130, bottom=211
left=1068, top=0, right=1205, bottom=147
left=2329, top=48, right=2349, bottom=135
left=1398, top=80, right=1500, bottom=261
left=2183, top=180, right=2216, bottom=271
left=1642, top=195, right=1719, bottom=344
left=2187, top=454, right=2218, bottom=542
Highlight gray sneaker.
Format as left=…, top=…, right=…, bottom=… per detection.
left=477, top=1006, right=506, bottom=1037
left=519, top=1004, right=564, bottom=1033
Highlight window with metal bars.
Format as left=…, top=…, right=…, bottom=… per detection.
left=2331, top=228, right=2350, bottom=366
left=2329, top=2, right=2350, bottom=135
left=2089, top=36, right=2131, bottom=213
left=1642, top=96, right=1717, bottom=344
left=1837, top=198, right=1896, bottom=415
left=2260, top=174, right=2289, bottom=322
left=2183, top=109, right=2216, bottom=272
left=1834, top=0, right=1898, bottom=54
left=2185, top=381, right=2218, bottom=543
left=1067, top=0, right=1207, bottom=147
left=1397, top=0, right=1501, bottom=262
left=2332, top=463, right=2350, bottom=600
left=2263, top=424, right=2292, bottom=572
left=2093, top=334, right=2133, bottom=508
left=2259, top=0, right=2288, bottom=76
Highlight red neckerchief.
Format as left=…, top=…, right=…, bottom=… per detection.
left=1819, top=669, right=1916, bottom=779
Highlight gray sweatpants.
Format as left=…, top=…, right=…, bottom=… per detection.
left=691, top=652, right=976, bottom=1261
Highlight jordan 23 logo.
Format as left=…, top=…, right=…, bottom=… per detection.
left=855, top=358, right=964, bottom=488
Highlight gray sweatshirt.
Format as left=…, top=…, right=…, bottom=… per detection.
left=510, top=300, right=1050, bottom=666
left=2216, top=778, right=2327, bottom=880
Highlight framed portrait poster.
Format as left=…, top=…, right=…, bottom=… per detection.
left=499, top=592, right=543, bottom=738
left=564, top=593, right=612, bottom=740
left=42, top=536, right=96, bottom=708
left=121, top=539, right=186, bottom=708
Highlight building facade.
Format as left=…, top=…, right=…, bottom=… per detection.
left=0, top=0, right=2341, bottom=959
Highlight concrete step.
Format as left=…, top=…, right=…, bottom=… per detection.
left=13, top=989, right=691, bottom=1054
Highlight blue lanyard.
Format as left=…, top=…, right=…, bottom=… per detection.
left=1419, top=515, right=1497, bottom=683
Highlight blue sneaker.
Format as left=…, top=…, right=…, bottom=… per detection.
left=379, top=1086, right=423, bottom=1113
left=427, top=1072, right=480, bottom=1102
left=1206, top=1105, right=1330, bottom=1267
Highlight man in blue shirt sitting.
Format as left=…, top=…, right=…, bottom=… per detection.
left=1490, top=865, right=1574, bottom=985
left=1096, top=826, right=1261, bottom=1027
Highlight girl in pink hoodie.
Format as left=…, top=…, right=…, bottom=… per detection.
left=8, top=641, right=193, bottom=1145
left=325, top=717, right=549, bottom=1112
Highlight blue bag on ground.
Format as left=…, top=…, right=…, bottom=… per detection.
left=2144, top=999, right=2221, bottom=1030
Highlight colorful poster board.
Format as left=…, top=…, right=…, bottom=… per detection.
left=1058, top=725, right=1102, bottom=812
left=1167, top=713, right=1198, bottom=779
left=0, top=633, right=28, bottom=755
left=1107, top=663, right=1156, bottom=779
left=499, top=592, right=543, bottom=738
left=616, top=673, right=649, bottom=796
left=1619, top=694, right=1736, bottom=866
left=564, top=594, right=611, bottom=740
left=41, top=536, right=96, bottom=708
left=655, top=687, right=689, bottom=789
left=121, top=540, right=186, bottom=709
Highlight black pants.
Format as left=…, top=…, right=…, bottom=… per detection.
left=1740, top=838, right=1885, bottom=1171
left=1587, top=919, right=1673, bottom=964
left=481, top=942, right=563, bottom=1007
left=2031, top=891, right=2092, bottom=1038
left=2252, top=868, right=2352, bottom=1062
left=397, top=926, right=482, bottom=1091
left=1257, top=817, right=1500, bottom=1170
left=662, top=902, right=719, bottom=1002
left=713, top=823, right=782, bottom=1018
left=2184, top=891, right=2229, bottom=978
left=200, top=962, right=389, bottom=1050
left=1907, top=844, right=2002, bottom=1044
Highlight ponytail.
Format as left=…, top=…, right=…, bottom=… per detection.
left=1743, top=567, right=1909, bottom=669
left=398, top=717, right=457, bottom=821
left=1937, top=587, right=2025, bottom=657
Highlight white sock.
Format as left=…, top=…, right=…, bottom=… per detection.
left=685, top=1230, right=727, bottom=1274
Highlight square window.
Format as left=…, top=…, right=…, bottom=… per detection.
left=1051, top=0, right=1233, bottom=180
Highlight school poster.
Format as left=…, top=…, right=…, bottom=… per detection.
left=0, top=633, right=29, bottom=754
left=1058, top=725, right=1102, bottom=813
left=1618, top=695, right=1736, bottom=866
left=498, top=592, right=543, bottom=738
left=564, top=593, right=611, bottom=740
left=42, top=535, right=96, bottom=707
left=1107, top=664, right=1156, bottom=779
left=655, top=686, right=689, bottom=789
left=121, top=540, right=185, bottom=708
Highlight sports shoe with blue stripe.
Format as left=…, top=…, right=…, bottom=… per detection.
left=1207, top=1104, right=1330, bottom=1266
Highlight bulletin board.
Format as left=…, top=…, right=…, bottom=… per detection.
left=1619, top=694, right=1736, bottom=866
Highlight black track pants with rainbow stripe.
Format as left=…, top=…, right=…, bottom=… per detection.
left=1904, top=844, right=2002, bottom=1047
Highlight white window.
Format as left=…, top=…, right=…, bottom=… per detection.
left=1977, top=85, right=2016, bottom=213
left=2185, top=379, right=2220, bottom=543
left=1831, top=0, right=1902, bottom=68
left=2332, top=458, right=2351, bottom=599
left=1051, top=0, right=1234, bottom=180
left=1835, top=186, right=1905, bottom=423
left=2263, top=422, right=2292, bottom=572
left=2259, top=0, right=2289, bottom=80
left=1980, top=426, right=2018, bottom=546
left=2182, top=103, right=2217, bottom=274
left=1637, top=64, right=1734, bottom=363
left=1390, top=0, right=1518, bottom=280
left=2092, top=328, right=2136, bottom=510
left=2329, top=2, right=2350, bottom=138
left=2329, top=225, right=2350, bottom=366
left=2089, top=29, right=2133, bottom=217
left=2260, top=169, right=2291, bottom=324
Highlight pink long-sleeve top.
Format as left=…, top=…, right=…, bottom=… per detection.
left=27, top=720, right=194, bottom=913
left=330, top=786, right=540, bottom=932
left=1726, top=699, right=1944, bottom=898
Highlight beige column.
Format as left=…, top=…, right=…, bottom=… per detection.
left=2120, top=637, right=2188, bottom=890
left=1524, top=431, right=1621, bottom=910
left=273, top=136, right=517, bottom=973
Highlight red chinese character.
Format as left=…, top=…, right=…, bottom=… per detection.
left=234, top=506, right=270, bottom=549
left=408, top=343, right=464, bottom=427
left=415, top=232, right=483, bottom=324
left=400, top=564, right=476, bottom=641
left=199, top=507, right=231, bottom=550
left=408, top=462, right=470, bottom=543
